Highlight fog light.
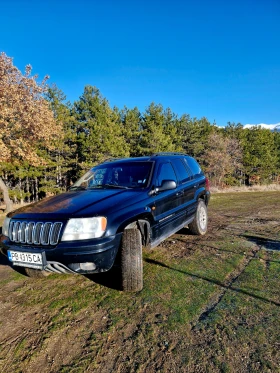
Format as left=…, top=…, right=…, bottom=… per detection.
left=79, top=262, right=96, bottom=271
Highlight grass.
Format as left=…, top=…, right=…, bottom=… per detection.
left=0, top=192, right=279, bottom=372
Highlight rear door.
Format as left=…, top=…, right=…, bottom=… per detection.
left=171, top=158, right=197, bottom=221
left=183, top=156, right=206, bottom=216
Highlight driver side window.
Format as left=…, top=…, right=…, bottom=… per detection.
left=157, top=162, right=177, bottom=187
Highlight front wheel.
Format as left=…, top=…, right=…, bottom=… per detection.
left=189, top=200, right=208, bottom=235
left=24, top=268, right=50, bottom=278
left=120, top=228, right=143, bottom=292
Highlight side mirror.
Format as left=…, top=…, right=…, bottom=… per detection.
left=148, top=180, right=177, bottom=196
left=156, top=180, right=177, bottom=193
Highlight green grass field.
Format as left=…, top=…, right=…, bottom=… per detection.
left=0, top=192, right=279, bottom=372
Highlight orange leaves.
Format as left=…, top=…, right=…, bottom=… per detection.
left=0, top=52, right=62, bottom=166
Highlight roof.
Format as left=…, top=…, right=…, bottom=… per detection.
left=102, top=152, right=190, bottom=165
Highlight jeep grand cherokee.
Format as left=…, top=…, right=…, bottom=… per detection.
left=0, top=153, right=210, bottom=291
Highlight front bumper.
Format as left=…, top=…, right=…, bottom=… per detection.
left=0, top=233, right=122, bottom=274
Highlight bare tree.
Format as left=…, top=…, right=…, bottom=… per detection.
left=203, top=133, right=243, bottom=187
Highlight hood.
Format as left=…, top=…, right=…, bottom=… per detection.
left=8, top=189, right=147, bottom=220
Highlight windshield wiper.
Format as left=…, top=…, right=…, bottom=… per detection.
left=87, top=185, right=103, bottom=189
left=69, top=186, right=87, bottom=191
left=103, top=184, right=131, bottom=189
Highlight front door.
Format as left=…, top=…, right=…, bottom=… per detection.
left=151, top=162, right=182, bottom=243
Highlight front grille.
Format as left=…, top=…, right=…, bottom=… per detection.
left=9, top=221, right=63, bottom=246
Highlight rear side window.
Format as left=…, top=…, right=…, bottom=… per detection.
left=184, top=157, right=203, bottom=176
left=157, top=162, right=177, bottom=187
left=171, top=158, right=191, bottom=183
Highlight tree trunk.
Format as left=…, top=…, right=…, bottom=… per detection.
left=0, top=177, right=13, bottom=213
left=35, top=177, right=38, bottom=201
left=26, top=176, right=30, bottom=203
left=19, top=178, right=24, bottom=205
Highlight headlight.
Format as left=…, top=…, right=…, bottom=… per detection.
left=2, top=217, right=11, bottom=237
left=61, top=217, right=107, bottom=241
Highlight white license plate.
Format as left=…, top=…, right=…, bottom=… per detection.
left=7, top=250, right=43, bottom=269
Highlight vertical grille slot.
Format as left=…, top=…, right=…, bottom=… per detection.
left=9, top=220, right=63, bottom=246
left=50, top=223, right=63, bottom=245
left=20, top=222, right=27, bottom=243
left=26, top=222, right=35, bottom=244
left=14, top=221, right=21, bottom=242
left=33, top=223, right=43, bottom=244
left=41, top=223, right=52, bottom=245
left=9, top=221, right=15, bottom=242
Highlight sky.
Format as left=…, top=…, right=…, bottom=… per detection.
left=0, top=0, right=279, bottom=127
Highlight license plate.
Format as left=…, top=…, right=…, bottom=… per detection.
left=7, top=250, right=44, bottom=269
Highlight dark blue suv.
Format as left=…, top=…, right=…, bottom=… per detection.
left=0, top=153, right=210, bottom=291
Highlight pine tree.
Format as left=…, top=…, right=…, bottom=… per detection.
left=241, top=127, right=278, bottom=184
left=140, top=103, right=177, bottom=155
left=120, top=106, right=142, bottom=157
left=179, top=116, right=216, bottom=163
left=45, top=85, right=76, bottom=188
left=72, top=86, right=129, bottom=171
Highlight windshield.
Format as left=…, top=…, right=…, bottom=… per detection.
left=70, top=162, right=153, bottom=190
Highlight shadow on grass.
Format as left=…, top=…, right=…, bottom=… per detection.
left=177, top=227, right=192, bottom=235
left=241, top=234, right=280, bottom=252
left=0, top=253, right=29, bottom=276
left=0, top=235, right=10, bottom=266
left=145, top=258, right=280, bottom=307
left=0, top=252, right=9, bottom=266
left=85, top=265, right=122, bottom=291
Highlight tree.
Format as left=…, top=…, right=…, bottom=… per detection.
left=72, top=86, right=129, bottom=171
left=179, top=116, right=216, bottom=163
left=273, top=130, right=280, bottom=182
left=224, top=122, right=244, bottom=139
left=241, top=127, right=278, bottom=184
left=202, top=132, right=243, bottom=187
left=120, top=106, right=142, bottom=157
left=0, top=53, right=60, bottom=212
left=162, top=107, right=183, bottom=152
left=44, top=85, right=76, bottom=189
left=139, top=103, right=177, bottom=155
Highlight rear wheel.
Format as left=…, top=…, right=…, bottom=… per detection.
left=189, top=200, right=208, bottom=235
left=120, top=228, right=143, bottom=292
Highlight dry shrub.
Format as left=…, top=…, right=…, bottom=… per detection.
left=211, top=183, right=280, bottom=193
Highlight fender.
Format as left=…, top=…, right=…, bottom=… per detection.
left=108, top=203, right=154, bottom=234
left=124, top=219, right=151, bottom=247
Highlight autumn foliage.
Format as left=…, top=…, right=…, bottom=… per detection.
left=0, top=52, right=60, bottom=165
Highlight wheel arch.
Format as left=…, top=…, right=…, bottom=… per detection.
left=196, top=189, right=210, bottom=206
left=117, top=214, right=153, bottom=247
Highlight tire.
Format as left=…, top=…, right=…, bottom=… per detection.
left=189, top=200, right=208, bottom=235
left=24, top=268, right=50, bottom=278
left=121, top=228, right=143, bottom=292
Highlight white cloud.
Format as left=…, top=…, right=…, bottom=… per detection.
left=244, top=123, right=280, bottom=130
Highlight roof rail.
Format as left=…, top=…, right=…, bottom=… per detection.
left=102, top=157, right=128, bottom=163
left=151, top=152, right=188, bottom=157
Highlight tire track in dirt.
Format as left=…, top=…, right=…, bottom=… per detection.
left=178, top=240, right=280, bottom=264
left=192, top=242, right=279, bottom=329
